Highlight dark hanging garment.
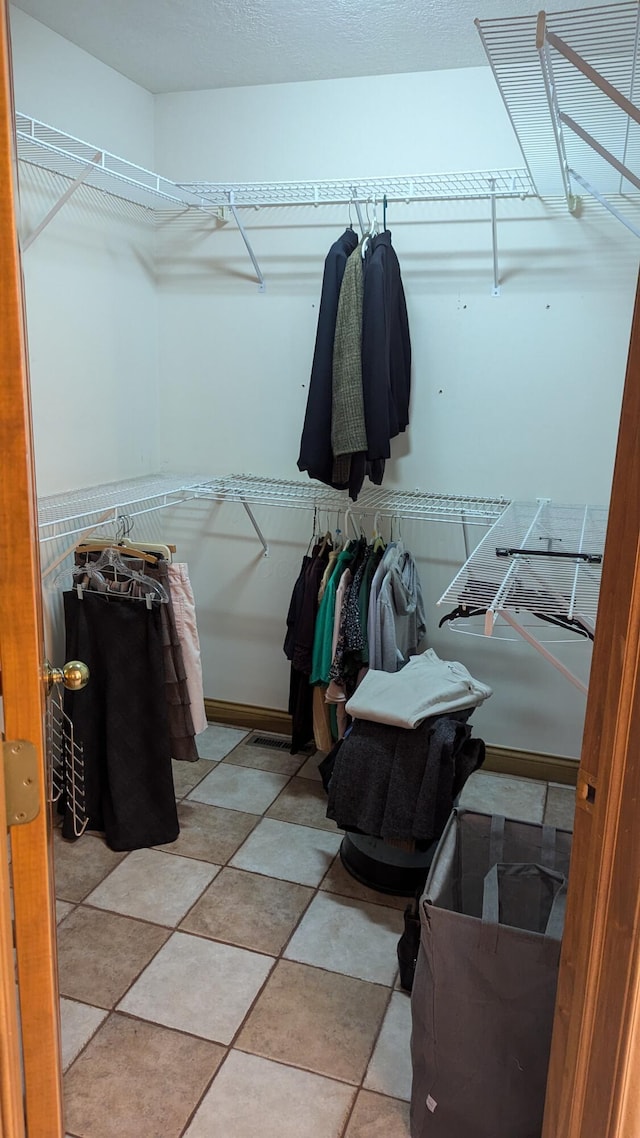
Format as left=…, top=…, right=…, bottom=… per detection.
left=298, top=228, right=358, bottom=487
left=74, top=550, right=198, bottom=762
left=284, top=554, right=314, bottom=753
left=361, top=230, right=412, bottom=464
left=284, top=545, right=330, bottom=753
left=62, top=590, right=179, bottom=852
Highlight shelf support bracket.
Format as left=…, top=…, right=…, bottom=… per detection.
left=22, top=152, right=102, bottom=251
left=489, top=179, right=500, bottom=296
left=228, top=191, right=265, bottom=291
left=536, top=12, right=578, bottom=214
left=241, top=499, right=269, bottom=556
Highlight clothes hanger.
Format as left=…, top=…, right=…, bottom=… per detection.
left=344, top=506, right=360, bottom=544
left=439, top=601, right=593, bottom=641
left=74, top=546, right=169, bottom=606
left=359, top=202, right=378, bottom=261
left=306, top=507, right=319, bottom=555
left=372, top=511, right=386, bottom=552
left=120, top=537, right=175, bottom=561
left=76, top=539, right=158, bottom=565
left=115, top=514, right=175, bottom=561
left=361, top=198, right=378, bottom=259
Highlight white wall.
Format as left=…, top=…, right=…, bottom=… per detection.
left=153, top=69, right=639, bottom=758
left=9, top=6, right=154, bottom=165
left=10, top=6, right=159, bottom=497
left=10, top=11, right=639, bottom=759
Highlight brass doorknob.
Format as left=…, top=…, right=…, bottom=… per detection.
left=45, top=660, right=90, bottom=692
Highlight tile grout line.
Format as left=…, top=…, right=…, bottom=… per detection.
left=57, top=729, right=411, bottom=1136
left=338, top=980, right=403, bottom=1138
left=170, top=739, right=404, bottom=1133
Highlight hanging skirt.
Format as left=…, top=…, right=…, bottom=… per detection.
left=62, top=589, right=180, bottom=851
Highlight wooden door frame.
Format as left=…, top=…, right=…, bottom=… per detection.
left=542, top=272, right=640, bottom=1137
left=0, top=0, right=639, bottom=1131
left=0, top=1, right=64, bottom=1134
left=0, top=777, right=24, bottom=1137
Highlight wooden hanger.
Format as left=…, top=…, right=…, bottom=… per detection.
left=76, top=540, right=158, bottom=565
left=120, top=537, right=176, bottom=560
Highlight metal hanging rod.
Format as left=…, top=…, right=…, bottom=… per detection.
left=495, top=546, right=602, bottom=563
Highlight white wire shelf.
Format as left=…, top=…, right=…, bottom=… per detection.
left=194, top=474, right=509, bottom=525
left=15, top=112, right=535, bottom=215
left=15, top=114, right=213, bottom=212
left=476, top=2, right=640, bottom=199
left=178, top=169, right=535, bottom=207
left=38, top=472, right=509, bottom=545
left=37, top=474, right=211, bottom=541
left=438, top=500, right=608, bottom=631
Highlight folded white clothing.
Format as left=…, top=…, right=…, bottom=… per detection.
left=344, top=648, right=492, bottom=729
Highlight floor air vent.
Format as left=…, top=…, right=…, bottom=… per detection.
left=247, top=733, right=315, bottom=754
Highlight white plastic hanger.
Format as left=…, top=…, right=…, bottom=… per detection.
left=361, top=198, right=378, bottom=259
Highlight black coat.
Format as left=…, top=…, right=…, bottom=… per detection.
left=361, top=230, right=411, bottom=463
left=297, top=228, right=358, bottom=487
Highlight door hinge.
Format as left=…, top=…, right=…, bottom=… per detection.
left=2, top=740, right=40, bottom=826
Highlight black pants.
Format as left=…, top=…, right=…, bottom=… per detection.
left=62, top=590, right=179, bottom=851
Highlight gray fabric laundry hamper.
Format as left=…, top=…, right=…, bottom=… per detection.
left=410, top=808, right=572, bottom=1138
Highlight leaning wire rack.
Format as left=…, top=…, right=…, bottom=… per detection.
left=46, top=685, right=88, bottom=838
left=437, top=499, right=608, bottom=694
left=476, top=1, right=640, bottom=204
left=439, top=500, right=607, bottom=630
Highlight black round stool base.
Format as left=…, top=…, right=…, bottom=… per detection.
left=339, top=832, right=435, bottom=898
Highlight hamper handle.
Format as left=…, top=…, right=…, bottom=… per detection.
left=481, top=863, right=567, bottom=953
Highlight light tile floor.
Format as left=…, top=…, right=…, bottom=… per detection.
left=55, top=724, right=576, bottom=1138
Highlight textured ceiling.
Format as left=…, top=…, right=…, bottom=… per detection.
left=10, top=0, right=620, bottom=94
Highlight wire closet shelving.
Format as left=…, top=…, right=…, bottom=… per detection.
left=38, top=473, right=510, bottom=549
left=15, top=110, right=536, bottom=290
left=39, top=477, right=605, bottom=694
left=178, top=169, right=534, bottom=207
left=476, top=1, right=640, bottom=236
left=437, top=499, right=608, bottom=693
left=15, top=113, right=213, bottom=213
